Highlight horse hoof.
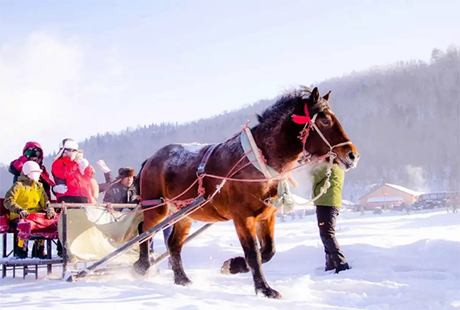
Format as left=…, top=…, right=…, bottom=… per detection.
left=220, top=257, right=249, bottom=275
left=133, top=260, right=150, bottom=276
left=174, top=276, right=192, bottom=286
left=256, top=287, right=282, bottom=299
left=220, top=259, right=231, bottom=275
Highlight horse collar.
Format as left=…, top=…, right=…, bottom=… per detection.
left=239, top=129, right=279, bottom=178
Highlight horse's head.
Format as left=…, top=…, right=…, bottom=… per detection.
left=294, top=86, right=359, bottom=170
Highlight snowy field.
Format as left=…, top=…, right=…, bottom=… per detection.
left=1, top=209, right=459, bottom=310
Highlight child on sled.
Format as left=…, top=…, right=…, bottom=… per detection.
left=4, top=161, right=57, bottom=258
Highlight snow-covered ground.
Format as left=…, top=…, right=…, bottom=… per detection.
left=1, top=209, right=459, bottom=310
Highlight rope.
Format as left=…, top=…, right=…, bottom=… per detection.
left=118, top=151, right=330, bottom=216
left=53, top=151, right=332, bottom=217
left=265, top=153, right=336, bottom=214
left=102, top=114, right=349, bottom=216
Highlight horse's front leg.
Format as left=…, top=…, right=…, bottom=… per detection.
left=231, top=215, right=281, bottom=299
left=133, top=205, right=168, bottom=276
left=256, top=210, right=277, bottom=264
left=168, top=217, right=193, bottom=286
left=221, top=209, right=277, bottom=273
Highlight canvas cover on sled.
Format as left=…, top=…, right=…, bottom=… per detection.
left=58, top=207, right=144, bottom=263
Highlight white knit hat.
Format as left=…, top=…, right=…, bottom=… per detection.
left=22, top=161, right=42, bottom=176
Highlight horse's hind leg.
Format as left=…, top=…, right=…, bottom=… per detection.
left=168, top=217, right=193, bottom=286
left=133, top=205, right=168, bottom=276
left=231, top=216, right=281, bottom=299
left=221, top=210, right=276, bottom=274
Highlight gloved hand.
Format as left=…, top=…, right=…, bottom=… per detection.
left=79, top=158, right=89, bottom=175
left=96, top=160, right=111, bottom=173
left=74, top=151, right=83, bottom=163
left=106, top=202, right=114, bottom=213
left=19, top=209, right=30, bottom=219
left=46, top=208, right=56, bottom=219
left=53, top=184, right=68, bottom=194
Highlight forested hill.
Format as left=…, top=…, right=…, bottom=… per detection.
left=1, top=47, right=459, bottom=201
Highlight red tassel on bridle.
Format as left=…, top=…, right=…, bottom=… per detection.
left=292, top=103, right=313, bottom=159
left=292, top=104, right=311, bottom=125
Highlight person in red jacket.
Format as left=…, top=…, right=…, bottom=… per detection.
left=9, top=142, right=55, bottom=198
left=51, top=138, right=94, bottom=203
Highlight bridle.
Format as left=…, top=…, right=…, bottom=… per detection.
left=293, top=102, right=353, bottom=164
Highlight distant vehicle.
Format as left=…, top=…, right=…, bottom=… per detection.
left=413, top=191, right=459, bottom=210
left=392, top=203, right=404, bottom=211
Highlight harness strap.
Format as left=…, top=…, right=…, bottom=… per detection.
left=197, top=143, right=220, bottom=176
left=310, top=117, right=353, bottom=151
left=139, top=144, right=216, bottom=212
left=141, top=199, right=163, bottom=208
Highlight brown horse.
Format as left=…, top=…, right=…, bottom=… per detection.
left=135, top=86, right=359, bottom=298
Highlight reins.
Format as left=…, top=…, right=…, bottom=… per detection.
left=129, top=108, right=351, bottom=215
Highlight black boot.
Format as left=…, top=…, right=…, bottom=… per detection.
left=15, top=244, right=28, bottom=259
left=57, top=240, right=63, bottom=257
left=335, top=262, right=351, bottom=274
left=32, top=240, right=47, bottom=259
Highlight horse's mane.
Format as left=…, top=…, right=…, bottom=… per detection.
left=256, top=86, right=329, bottom=125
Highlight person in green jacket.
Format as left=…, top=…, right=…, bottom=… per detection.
left=312, top=162, right=350, bottom=273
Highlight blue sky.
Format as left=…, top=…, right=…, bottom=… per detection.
left=0, top=0, right=459, bottom=164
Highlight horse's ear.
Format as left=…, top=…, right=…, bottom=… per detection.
left=323, top=91, right=331, bottom=101
left=256, top=114, right=263, bottom=123
left=311, top=87, right=320, bottom=102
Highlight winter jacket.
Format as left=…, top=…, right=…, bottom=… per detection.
left=103, top=180, right=139, bottom=204
left=312, top=163, right=344, bottom=207
left=4, top=175, right=51, bottom=221
left=8, top=142, right=54, bottom=198
left=51, top=156, right=94, bottom=202
left=98, top=172, right=114, bottom=193
left=82, top=165, right=99, bottom=204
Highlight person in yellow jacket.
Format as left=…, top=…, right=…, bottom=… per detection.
left=4, top=161, right=56, bottom=258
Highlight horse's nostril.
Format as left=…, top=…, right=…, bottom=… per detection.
left=347, top=152, right=356, bottom=161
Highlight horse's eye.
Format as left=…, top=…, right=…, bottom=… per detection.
left=320, top=119, right=331, bottom=126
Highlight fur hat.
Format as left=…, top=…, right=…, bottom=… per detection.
left=118, top=167, right=135, bottom=179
